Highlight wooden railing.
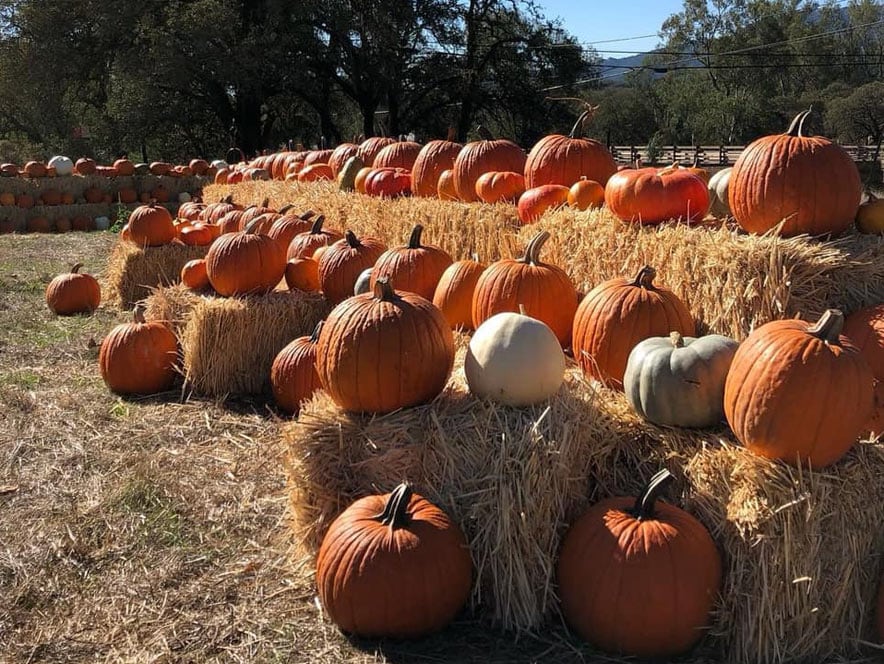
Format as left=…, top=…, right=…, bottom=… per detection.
left=609, top=144, right=881, bottom=167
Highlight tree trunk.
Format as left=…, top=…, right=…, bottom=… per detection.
left=234, top=89, right=264, bottom=156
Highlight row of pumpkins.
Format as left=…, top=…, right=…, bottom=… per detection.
left=4, top=156, right=220, bottom=180
left=224, top=110, right=883, bottom=237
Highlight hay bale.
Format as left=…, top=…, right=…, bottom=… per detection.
left=284, top=345, right=884, bottom=663
left=207, top=182, right=884, bottom=340
left=142, top=283, right=208, bottom=333
left=105, top=241, right=209, bottom=309
left=169, top=290, right=330, bottom=397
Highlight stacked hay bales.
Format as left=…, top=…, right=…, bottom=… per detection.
left=105, top=241, right=210, bottom=309
left=144, top=285, right=330, bottom=397
left=205, top=182, right=884, bottom=340
left=284, top=345, right=884, bottom=663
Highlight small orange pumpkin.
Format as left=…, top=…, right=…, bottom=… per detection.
left=98, top=307, right=179, bottom=395
left=317, top=230, right=387, bottom=305
left=180, top=259, right=210, bottom=290
left=517, top=185, right=570, bottom=224
left=284, top=257, right=320, bottom=293
left=432, top=256, right=486, bottom=330
left=474, top=171, right=525, bottom=204
left=270, top=321, right=325, bottom=414
left=568, top=178, right=605, bottom=210
left=45, top=263, right=101, bottom=315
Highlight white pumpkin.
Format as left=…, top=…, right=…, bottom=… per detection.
left=211, top=159, right=229, bottom=170
left=94, top=216, right=111, bottom=231
left=178, top=192, right=192, bottom=203
left=624, top=331, right=738, bottom=428
left=353, top=267, right=373, bottom=295
left=708, top=167, right=732, bottom=218
left=465, top=309, right=565, bottom=406
left=48, top=155, right=74, bottom=176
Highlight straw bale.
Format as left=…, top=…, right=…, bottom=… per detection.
left=174, top=290, right=330, bottom=397
left=142, top=283, right=208, bottom=333
left=284, top=343, right=884, bottom=663
left=104, top=240, right=209, bottom=309
left=208, top=182, right=884, bottom=339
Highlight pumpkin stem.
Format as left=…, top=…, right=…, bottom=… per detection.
left=670, top=331, right=684, bottom=348
left=446, top=126, right=457, bottom=142
left=568, top=110, right=591, bottom=139
left=520, top=231, right=550, bottom=265
left=807, top=309, right=844, bottom=345
left=243, top=218, right=261, bottom=235
left=375, top=483, right=413, bottom=529
left=279, top=204, right=294, bottom=215
left=518, top=304, right=528, bottom=316
left=309, top=320, right=324, bottom=343
left=345, top=229, right=361, bottom=248
left=631, top=469, right=674, bottom=521
left=631, top=266, right=657, bottom=289
left=133, top=304, right=147, bottom=324
left=785, top=110, right=813, bottom=137
left=310, top=215, right=326, bottom=234
left=260, top=197, right=270, bottom=208
left=70, top=263, right=83, bottom=274
left=407, top=224, right=424, bottom=249
left=796, top=109, right=814, bottom=137
left=300, top=209, right=316, bottom=220
left=471, top=252, right=480, bottom=262
left=476, top=125, right=494, bottom=141
left=373, top=276, right=397, bottom=301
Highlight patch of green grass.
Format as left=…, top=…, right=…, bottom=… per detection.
left=115, top=478, right=191, bottom=548
left=108, top=400, right=130, bottom=418
left=0, top=369, right=44, bottom=388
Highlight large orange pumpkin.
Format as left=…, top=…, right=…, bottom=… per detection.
left=205, top=221, right=287, bottom=296
left=315, top=483, right=472, bottom=638
left=728, top=110, right=862, bottom=237
left=411, top=139, right=463, bottom=197
left=328, top=143, right=359, bottom=176
left=287, top=215, right=343, bottom=260
left=474, top=171, right=525, bottom=204
left=369, top=224, right=452, bottom=299
left=557, top=469, right=721, bottom=657
left=604, top=164, right=710, bottom=225
left=843, top=304, right=884, bottom=438
left=270, top=321, right=324, bottom=414
left=517, top=185, right=570, bottom=224
left=99, top=308, right=178, bottom=395
left=356, top=137, right=397, bottom=167
left=45, top=263, right=101, bottom=315
left=317, top=230, right=387, bottom=305
left=452, top=127, right=526, bottom=203
left=316, top=278, right=454, bottom=413
left=267, top=210, right=315, bottom=249
left=373, top=141, right=422, bottom=171
left=524, top=110, right=617, bottom=189
left=432, top=257, right=486, bottom=331
left=436, top=169, right=458, bottom=200
left=472, top=231, right=577, bottom=346
left=572, top=266, right=696, bottom=389
left=724, top=309, right=875, bottom=468
left=127, top=203, right=176, bottom=246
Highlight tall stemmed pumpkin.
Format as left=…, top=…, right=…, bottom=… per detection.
left=472, top=231, right=577, bottom=346
left=728, top=110, right=862, bottom=237
left=524, top=110, right=617, bottom=189
left=370, top=224, right=453, bottom=300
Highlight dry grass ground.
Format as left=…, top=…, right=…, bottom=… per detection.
left=0, top=231, right=664, bottom=663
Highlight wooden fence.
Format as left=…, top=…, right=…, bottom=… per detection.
left=610, top=144, right=881, bottom=167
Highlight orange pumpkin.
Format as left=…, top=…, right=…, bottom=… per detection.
left=517, top=185, right=570, bottom=224
left=0, top=192, right=15, bottom=206
left=373, top=141, right=422, bottom=171
left=317, top=230, right=387, bottom=305
left=16, top=193, right=34, bottom=209
left=729, top=110, right=862, bottom=237
left=472, top=231, right=577, bottom=346
left=127, top=203, right=176, bottom=246
left=304, top=149, right=333, bottom=167
left=270, top=321, right=324, bottom=414
left=557, top=469, right=721, bottom=657
left=604, top=164, right=710, bottom=225
left=113, top=159, right=135, bottom=176
left=843, top=304, right=884, bottom=438
left=205, top=221, right=287, bottom=296
left=316, top=277, right=454, bottom=413
left=411, top=139, right=462, bottom=197
left=568, top=178, right=605, bottom=210
left=149, top=161, right=172, bottom=176
left=214, top=168, right=230, bottom=185
left=40, top=189, right=62, bottom=206
left=284, top=257, right=321, bottom=292
left=298, top=163, right=334, bottom=182
left=26, top=216, right=51, bottom=233
left=188, top=159, right=209, bottom=176
left=74, top=158, right=96, bottom=175
left=572, top=266, right=696, bottom=389
left=369, top=224, right=452, bottom=299
left=23, top=161, right=47, bottom=178
left=200, top=196, right=240, bottom=224
left=474, top=171, right=525, bottom=204
left=180, top=259, right=210, bottom=290
left=356, top=137, right=397, bottom=167
left=354, top=166, right=374, bottom=194
left=267, top=210, right=315, bottom=249
left=179, top=223, right=218, bottom=246
left=287, top=215, right=343, bottom=260
left=45, top=263, right=101, bottom=315
left=98, top=308, right=178, bottom=395
left=363, top=167, right=412, bottom=198
left=856, top=193, right=884, bottom=235
left=524, top=111, right=617, bottom=189
left=436, top=169, right=459, bottom=201
left=452, top=127, right=526, bottom=202
left=315, top=483, right=472, bottom=637
left=55, top=217, right=71, bottom=233
left=328, top=144, right=360, bottom=177
left=432, top=257, right=486, bottom=330
left=724, top=309, right=875, bottom=468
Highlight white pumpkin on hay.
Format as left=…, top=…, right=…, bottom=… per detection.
left=48, top=155, right=74, bottom=176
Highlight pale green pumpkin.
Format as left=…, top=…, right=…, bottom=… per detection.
left=708, top=167, right=732, bottom=218
left=338, top=155, right=365, bottom=192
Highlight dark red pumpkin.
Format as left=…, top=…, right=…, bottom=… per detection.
left=364, top=168, right=412, bottom=198
left=605, top=164, right=710, bottom=225
left=557, top=469, right=721, bottom=657
left=370, top=224, right=453, bottom=299
left=315, top=483, right=472, bottom=638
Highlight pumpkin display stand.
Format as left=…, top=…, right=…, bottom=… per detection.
left=205, top=182, right=884, bottom=340
left=105, top=240, right=210, bottom=309
left=143, top=284, right=330, bottom=396
left=284, top=342, right=884, bottom=664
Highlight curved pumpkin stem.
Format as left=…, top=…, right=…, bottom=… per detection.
left=670, top=331, right=684, bottom=348
left=279, top=204, right=294, bottom=215
left=260, top=197, right=270, bottom=208
left=569, top=110, right=591, bottom=139
left=375, top=483, right=413, bottom=529
left=631, top=469, right=674, bottom=521
left=309, top=215, right=326, bottom=234
left=243, top=218, right=262, bottom=235
left=631, top=266, right=657, bottom=289
left=70, top=263, right=84, bottom=274
left=344, top=229, right=362, bottom=248
left=785, top=110, right=813, bottom=137
left=476, top=125, right=494, bottom=141
left=372, top=276, right=396, bottom=301
left=309, top=320, right=324, bottom=343
left=300, top=209, right=316, bottom=221
left=807, top=309, right=844, bottom=345
left=133, top=304, right=147, bottom=324
left=520, top=231, right=550, bottom=265
left=407, top=224, right=424, bottom=249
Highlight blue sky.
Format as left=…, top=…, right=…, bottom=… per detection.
left=537, top=1, right=686, bottom=55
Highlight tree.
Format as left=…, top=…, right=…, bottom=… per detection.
left=827, top=81, right=884, bottom=162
